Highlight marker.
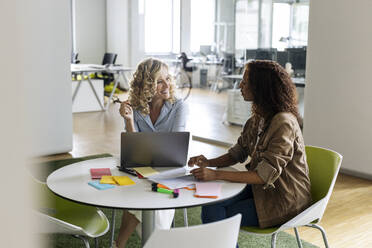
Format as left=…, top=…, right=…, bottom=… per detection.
left=151, top=183, right=170, bottom=190
left=152, top=185, right=179, bottom=198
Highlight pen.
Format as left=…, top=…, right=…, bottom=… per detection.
left=117, top=166, right=138, bottom=177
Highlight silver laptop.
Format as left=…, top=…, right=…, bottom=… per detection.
left=120, top=132, right=190, bottom=169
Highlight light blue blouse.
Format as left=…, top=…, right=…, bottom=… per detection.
left=127, top=99, right=187, bottom=132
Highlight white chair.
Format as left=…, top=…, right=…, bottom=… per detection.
left=144, top=214, right=242, bottom=248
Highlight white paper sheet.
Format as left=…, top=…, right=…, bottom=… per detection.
left=148, top=175, right=197, bottom=189
left=148, top=167, right=188, bottom=180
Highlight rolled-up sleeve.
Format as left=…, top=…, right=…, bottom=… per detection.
left=254, top=120, right=295, bottom=189
left=228, top=119, right=253, bottom=163
left=171, top=100, right=187, bottom=132
left=228, top=139, right=249, bottom=163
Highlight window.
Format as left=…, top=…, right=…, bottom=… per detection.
left=272, top=3, right=291, bottom=50
left=272, top=1, right=309, bottom=49
left=144, top=0, right=180, bottom=54
left=235, top=0, right=259, bottom=50
left=190, top=0, right=215, bottom=52
left=291, top=3, right=309, bottom=47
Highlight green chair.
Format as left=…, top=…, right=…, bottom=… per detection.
left=32, top=178, right=110, bottom=248
left=241, top=145, right=343, bottom=248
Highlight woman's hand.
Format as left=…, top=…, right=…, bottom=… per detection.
left=119, top=100, right=134, bottom=121
left=188, top=155, right=210, bottom=167
left=191, top=167, right=218, bottom=181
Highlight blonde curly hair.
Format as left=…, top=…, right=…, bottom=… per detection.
left=128, top=58, right=175, bottom=115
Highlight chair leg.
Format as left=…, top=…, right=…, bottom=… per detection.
left=183, top=208, right=188, bottom=227
left=306, top=224, right=330, bottom=248
left=294, top=227, right=303, bottom=248
left=172, top=217, right=176, bottom=228
left=271, top=233, right=278, bottom=248
left=110, top=209, right=116, bottom=248
left=73, top=235, right=90, bottom=248
left=94, top=238, right=98, bottom=248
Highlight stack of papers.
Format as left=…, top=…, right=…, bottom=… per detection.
left=148, top=168, right=196, bottom=189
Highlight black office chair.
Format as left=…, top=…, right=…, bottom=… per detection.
left=71, top=52, right=80, bottom=64
left=102, top=53, right=117, bottom=66
left=221, top=53, right=235, bottom=75
left=97, top=53, right=118, bottom=87
left=178, top=52, right=197, bottom=72
left=211, top=53, right=236, bottom=92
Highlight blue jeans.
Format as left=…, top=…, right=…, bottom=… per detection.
left=201, top=185, right=258, bottom=248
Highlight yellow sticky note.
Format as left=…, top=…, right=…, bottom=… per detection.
left=113, top=176, right=136, bottom=186
left=100, top=176, right=117, bottom=185
left=133, top=167, right=159, bottom=177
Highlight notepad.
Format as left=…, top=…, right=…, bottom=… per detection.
left=133, top=167, right=159, bottom=178
left=88, top=181, right=115, bottom=190
left=90, top=168, right=111, bottom=179
left=113, top=176, right=136, bottom=186
left=100, top=176, right=117, bottom=185
left=194, top=182, right=222, bottom=199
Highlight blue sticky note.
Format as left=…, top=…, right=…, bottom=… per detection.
left=88, top=181, right=115, bottom=190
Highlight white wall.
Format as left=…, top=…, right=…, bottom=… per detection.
left=0, top=1, right=71, bottom=246
left=20, top=0, right=73, bottom=156
left=75, top=0, right=107, bottom=64
left=106, top=0, right=130, bottom=66
left=304, top=0, right=372, bottom=178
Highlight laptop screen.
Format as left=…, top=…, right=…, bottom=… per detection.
left=120, top=132, right=190, bottom=168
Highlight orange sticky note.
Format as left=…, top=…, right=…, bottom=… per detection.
left=113, top=176, right=135, bottom=186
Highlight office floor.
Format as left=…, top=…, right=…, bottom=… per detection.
left=42, top=88, right=372, bottom=247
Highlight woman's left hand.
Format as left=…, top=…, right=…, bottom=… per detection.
left=191, top=167, right=218, bottom=181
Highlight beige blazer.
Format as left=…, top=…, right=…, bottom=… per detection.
left=229, top=112, right=312, bottom=228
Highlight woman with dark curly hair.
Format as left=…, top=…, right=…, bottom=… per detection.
left=188, top=60, right=311, bottom=235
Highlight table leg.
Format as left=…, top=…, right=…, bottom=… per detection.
left=87, top=76, right=105, bottom=111
left=72, top=79, right=82, bottom=103
left=110, top=209, right=116, bottom=248
left=104, top=74, right=120, bottom=110
left=141, top=210, right=155, bottom=247
left=120, top=71, right=130, bottom=90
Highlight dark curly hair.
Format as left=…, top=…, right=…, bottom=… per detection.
left=246, top=60, right=302, bottom=127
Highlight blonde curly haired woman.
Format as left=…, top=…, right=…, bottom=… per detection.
left=116, top=58, right=187, bottom=248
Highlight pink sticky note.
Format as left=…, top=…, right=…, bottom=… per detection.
left=90, top=168, right=111, bottom=179
left=195, top=182, right=222, bottom=199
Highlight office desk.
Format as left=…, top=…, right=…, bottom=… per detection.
left=222, top=74, right=306, bottom=88
left=71, top=64, right=132, bottom=111
left=46, top=157, right=246, bottom=247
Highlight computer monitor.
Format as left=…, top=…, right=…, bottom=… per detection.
left=276, top=51, right=288, bottom=68
left=245, top=49, right=257, bottom=61
left=286, top=47, right=307, bottom=76
left=200, top=45, right=212, bottom=56
left=255, top=48, right=277, bottom=61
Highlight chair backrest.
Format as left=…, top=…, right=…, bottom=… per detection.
left=143, top=214, right=242, bottom=248
left=222, top=52, right=235, bottom=75
left=31, top=178, right=109, bottom=237
left=305, top=145, right=343, bottom=202
left=102, top=53, right=117, bottom=65
left=71, top=52, right=80, bottom=64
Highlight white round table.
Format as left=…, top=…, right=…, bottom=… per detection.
left=47, top=157, right=246, bottom=247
